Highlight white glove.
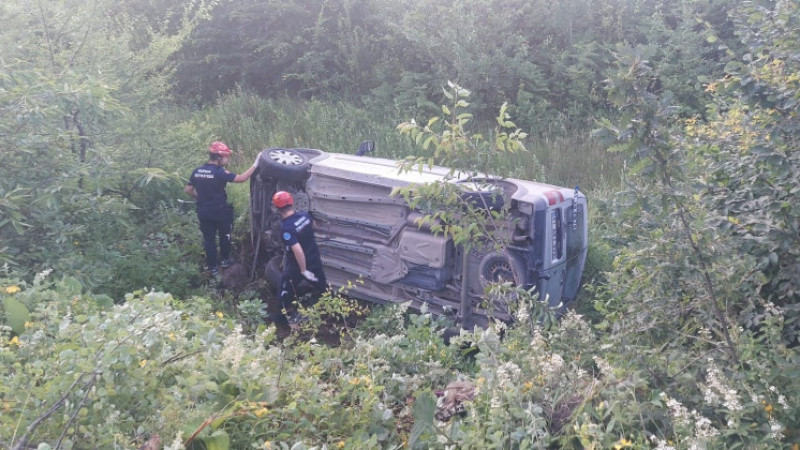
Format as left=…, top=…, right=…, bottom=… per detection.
left=302, top=270, right=318, bottom=282
left=252, top=155, right=260, bottom=168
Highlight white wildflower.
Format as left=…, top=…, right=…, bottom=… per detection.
left=490, top=392, right=503, bottom=409
left=515, top=301, right=530, bottom=323
left=492, top=319, right=508, bottom=333
left=763, top=302, right=783, bottom=320
left=245, top=360, right=263, bottom=379
left=529, top=330, right=546, bottom=351
left=778, top=394, right=788, bottom=409
left=662, top=393, right=719, bottom=445
left=558, top=311, right=595, bottom=346
left=769, top=419, right=784, bottom=441
left=104, top=407, right=121, bottom=427
left=592, top=356, right=613, bottom=378
left=665, top=397, right=691, bottom=427
left=0, top=325, right=12, bottom=343
left=33, top=268, right=53, bottom=286
left=694, top=416, right=719, bottom=439
left=27, top=329, right=47, bottom=347
left=541, top=353, right=564, bottom=379
left=219, top=325, right=245, bottom=370
left=497, top=361, right=521, bottom=389
left=164, top=432, right=185, bottom=450
left=702, top=386, right=719, bottom=405
left=650, top=437, right=676, bottom=450
left=701, top=360, right=742, bottom=411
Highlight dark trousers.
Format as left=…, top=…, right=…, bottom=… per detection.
left=197, top=205, right=233, bottom=269
left=279, top=264, right=327, bottom=310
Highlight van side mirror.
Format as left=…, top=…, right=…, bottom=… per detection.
left=356, top=140, right=375, bottom=156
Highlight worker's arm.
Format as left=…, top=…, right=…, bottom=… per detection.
left=290, top=243, right=307, bottom=272
left=184, top=184, right=197, bottom=199
left=233, top=165, right=258, bottom=183
left=232, top=155, right=261, bottom=183
left=292, top=243, right=319, bottom=282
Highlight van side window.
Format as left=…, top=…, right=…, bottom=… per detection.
left=551, top=208, right=563, bottom=262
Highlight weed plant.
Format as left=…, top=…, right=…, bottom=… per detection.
left=3, top=279, right=794, bottom=448
left=202, top=91, right=622, bottom=194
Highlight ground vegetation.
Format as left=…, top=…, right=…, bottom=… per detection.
left=1, top=0, right=799, bottom=448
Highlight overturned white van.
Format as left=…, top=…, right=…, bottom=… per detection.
left=250, top=147, right=588, bottom=328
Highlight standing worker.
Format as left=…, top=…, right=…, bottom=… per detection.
left=272, top=191, right=327, bottom=325
left=185, top=141, right=260, bottom=276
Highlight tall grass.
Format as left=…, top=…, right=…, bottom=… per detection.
left=527, top=134, right=623, bottom=191
left=199, top=91, right=622, bottom=214
left=202, top=90, right=415, bottom=160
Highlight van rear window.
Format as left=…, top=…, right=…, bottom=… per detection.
left=551, top=209, right=563, bottom=262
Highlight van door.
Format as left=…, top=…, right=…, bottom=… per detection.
left=563, top=195, right=588, bottom=306
left=540, top=205, right=567, bottom=308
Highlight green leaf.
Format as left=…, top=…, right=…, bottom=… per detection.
left=408, top=391, right=436, bottom=448
left=93, top=294, right=114, bottom=309
left=422, top=135, right=436, bottom=150
left=202, top=431, right=230, bottom=450
left=723, top=60, right=744, bottom=74
left=2, top=297, right=30, bottom=334
left=443, top=87, right=454, bottom=100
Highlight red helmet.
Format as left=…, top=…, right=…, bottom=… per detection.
left=272, top=191, right=294, bottom=209
left=209, top=141, right=232, bottom=156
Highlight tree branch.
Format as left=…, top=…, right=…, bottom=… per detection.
left=55, top=372, right=99, bottom=449
left=11, top=373, right=87, bottom=450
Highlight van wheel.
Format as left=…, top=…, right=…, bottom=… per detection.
left=259, top=148, right=310, bottom=182
left=266, top=255, right=283, bottom=291
left=478, top=252, right=524, bottom=287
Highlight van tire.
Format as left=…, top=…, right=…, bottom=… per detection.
left=259, top=148, right=310, bottom=182
left=478, top=252, right=525, bottom=288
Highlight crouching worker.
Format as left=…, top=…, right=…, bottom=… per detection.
left=185, top=141, right=259, bottom=276
left=272, top=191, right=327, bottom=326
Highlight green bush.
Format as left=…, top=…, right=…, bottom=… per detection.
left=2, top=276, right=798, bottom=449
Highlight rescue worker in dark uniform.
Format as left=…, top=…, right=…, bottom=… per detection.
left=272, top=191, right=327, bottom=324
left=184, top=141, right=259, bottom=276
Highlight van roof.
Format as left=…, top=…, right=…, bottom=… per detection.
left=310, top=152, right=582, bottom=206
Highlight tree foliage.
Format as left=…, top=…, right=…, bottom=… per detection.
left=695, top=0, right=800, bottom=342
left=172, top=0, right=738, bottom=133
left=2, top=0, right=800, bottom=448
left=0, top=0, right=213, bottom=290
left=587, top=1, right=800, bottom=446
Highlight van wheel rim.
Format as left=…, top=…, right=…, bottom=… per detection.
left=484, top=260, right=513, bottom=283
left=268, top=149, right=304, bottom=166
